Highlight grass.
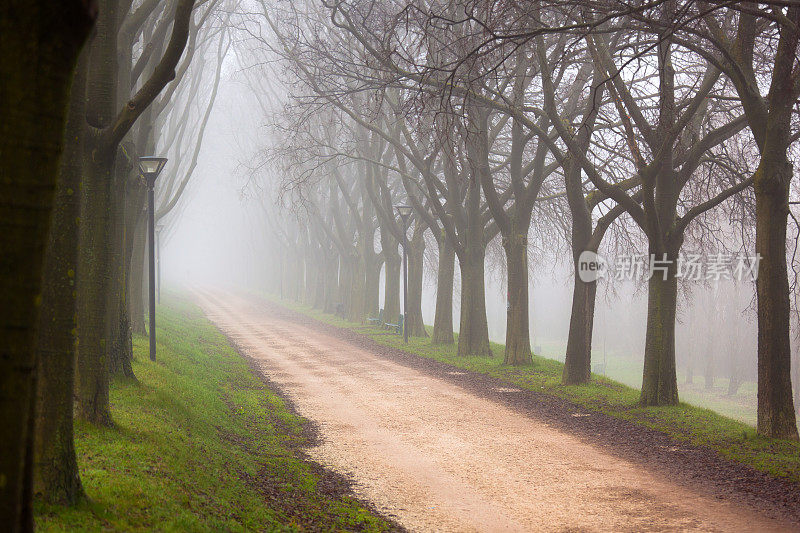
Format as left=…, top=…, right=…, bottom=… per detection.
left=34, top=297, right=396, bottom=532
left=272, top=296, right=800, bottom=485
left=533, top=340, right=760, bottom=425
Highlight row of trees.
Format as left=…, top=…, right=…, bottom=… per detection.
left=1, top=0, right=227, bottom=529
left=243, top=0, right=799, bottom=439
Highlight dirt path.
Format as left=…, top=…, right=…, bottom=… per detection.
left=196, top=289, right=793, bottom=532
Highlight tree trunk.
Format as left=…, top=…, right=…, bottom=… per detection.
left=406, top=227, right=427, bottom=337
left=728, top=364, right=742, bottom=397
left=503, top=234, right=531, bottom=365
left=337, top=254, right=353, bottom=314
left=107, top=161, right=134, bottom=378
left=129, top=213, right=147, bottom=335
left=792, top=346, right=799, bottom=417
left=432, top=236, right=455, bottom=344
left=313, top=251, right=326, bottom=309
left=76, top=0, right=120, bottom=426
left=32, top=50, right=88, bottom=505
left=562, top=176, right=595, bottom=383
left=457, top=244, right=491, bottom=357
left=364, top=256, right=381, bottom=320
left=349, top=252, right=366, bottom=322
left=383, top=244, right=401, bottom=324
left=704, top=345, right=715, bottom=391
left=754, top=156, right=799, bottom=438
left=640, top=258, right=679, bottom=406
left=563, top=272, right=597, bottom=383
left=0, top=2, right=93, bottom=528
left=76, top=150, right=115, bottom=426
left=323, top=252, right=338, bottom=313
left=304, top=249, right=317, bottom=306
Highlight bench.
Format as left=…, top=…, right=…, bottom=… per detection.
left=367, top=308, right=384, bottom=327
left=385, top=314, right=404, bottom=335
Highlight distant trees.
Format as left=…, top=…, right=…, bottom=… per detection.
left=248, top=0, right=798, bottom=438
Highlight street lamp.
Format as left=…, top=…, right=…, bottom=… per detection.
left=139, top=156, right=167, bottom=362
left=395, top=205, right=413, bottom=344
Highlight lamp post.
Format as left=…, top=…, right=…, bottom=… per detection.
left=139, top=156, right=167, bottom=362
left=395, top=205, right=413, bottom=343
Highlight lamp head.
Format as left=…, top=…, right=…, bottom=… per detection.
left=395, top=204, right=413, bottom=224
left=139, top=156, right=168, bottom=187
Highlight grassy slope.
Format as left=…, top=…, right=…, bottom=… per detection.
left=35, top=298, right=395, bottom=532
left=275, top=297, right=800, bottom=484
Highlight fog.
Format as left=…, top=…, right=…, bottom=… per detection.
left=151, top=2, right=799, bottom=432
left=160, top=64, right=761, bottom=424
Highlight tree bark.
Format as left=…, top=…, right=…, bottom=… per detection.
left=323, top=252, right=338, bottom=313
left=562, top=152, right=596, bottom=383
left=563, top=272, right=597, bottom=383
left=432, top=235, right=455, bottom=344
left=107, top=159, right=135, bottom=379
left=313, top=250, right=326, bottom=310
left=364, top=255, right=381, bottom=320
left=406, top=225, right=427, bottom=337
left=792, top=346, right=799, bottom=416
left=349, top=249, right=366, bottom=322
left=0, top=2, right=94, bottom=528
left=457, top=242, right=491, bottom=357
left=640, top=254, right=679, bottom=406
left=383, top=239, right=401, bottom=324
left=339, top=254, right=355, bottom=315
left=76, top=148, right=115, bottom=426
left=32, top=49, right=89, bottom=506
left=754, top=156, right=799, bottom=438
left=129, top=214, right=147, bottom=335
left=503, top=233, right=532, bottom=365
left=76, top=0, right=119, bottom=426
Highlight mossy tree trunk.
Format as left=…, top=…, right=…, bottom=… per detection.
left=129, top=214, right=147, bottom=335
left=107, top=158, right=135, bottom=379
left=640, top=247, right=680, bottom=406
left=754, top=156, right=799, bottom=438
left=0, top=2, right=94, bottom=528
left=77, top=0, right=197, bottom=424
left=32, top=48, right=89, bottom=506
left=76, top=0, right=119, bottom=426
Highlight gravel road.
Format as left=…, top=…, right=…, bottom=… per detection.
left=196, top=289, right=795, bottom=532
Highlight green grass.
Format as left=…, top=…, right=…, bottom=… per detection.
left=35, top=297, right=396, bottom=532
left=273, top=296, right=800, bottom=484
left=532, top=340, right=760, bottom=425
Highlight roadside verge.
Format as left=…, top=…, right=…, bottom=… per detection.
left=34, top=296, right=401, bottom=532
